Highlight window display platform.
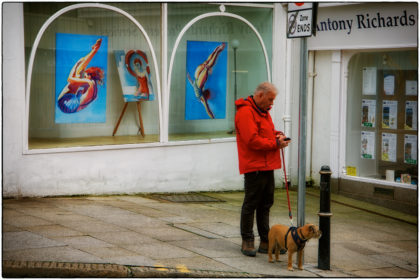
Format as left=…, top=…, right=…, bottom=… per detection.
left=29, top=135, right=159, bottom=149
left=29, top=131, right=236, bottom=149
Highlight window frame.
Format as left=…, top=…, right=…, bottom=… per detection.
left=24, top=3, right=274, bottom=154
left=340, top=49, right=418, bottom=190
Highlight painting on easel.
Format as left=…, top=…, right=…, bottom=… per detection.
left=114, top=50, right=155, bottom=102
left=55, top=33, right=108, bottom=123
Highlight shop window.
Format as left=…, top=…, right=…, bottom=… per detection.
left=346, top=51, right=418, bottom=186
left=25, top=3, right=161, bottom=149
left=167, top=3, right=273, bottom=141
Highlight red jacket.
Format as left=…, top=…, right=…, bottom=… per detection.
left=235, top=96, right=281, bottom=174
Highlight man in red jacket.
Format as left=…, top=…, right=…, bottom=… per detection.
left=235, top=82, right=290, bottom=257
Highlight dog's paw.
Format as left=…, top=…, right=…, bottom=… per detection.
left=268, top=259, right=275, bottom=263
left=298, top=266, right=303, bottom=270
left=288, top=266, right=294, bottom=271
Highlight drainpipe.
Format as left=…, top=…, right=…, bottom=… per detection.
left=283, top=37, right=293, bottom=184
left=307, top=51, right=316, bottom=182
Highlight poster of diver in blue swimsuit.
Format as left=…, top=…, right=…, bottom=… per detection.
left=185, top=40, right=227, bottom=120
left=55, top=33, right=108, bottom=123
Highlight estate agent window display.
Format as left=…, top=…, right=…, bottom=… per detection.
left=346, top=50, right=418, bottom=186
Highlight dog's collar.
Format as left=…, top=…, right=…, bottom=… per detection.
left=285, top=227, right=307, bottom=251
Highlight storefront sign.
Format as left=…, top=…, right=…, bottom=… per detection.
left=308, top=3, right=417, bottom=50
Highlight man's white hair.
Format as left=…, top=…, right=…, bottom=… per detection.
left=255, top=82, right=277, bottom=96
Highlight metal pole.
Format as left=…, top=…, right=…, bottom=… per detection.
left=297, top=37, right=307, bottom=228
left=233, top=47, right=237, bottom=103
left=318, top=166, right=332, bottom=270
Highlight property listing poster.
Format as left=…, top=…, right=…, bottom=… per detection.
left=405, top=101, right=417, bottom=130
left=383, top=74, right=395, bottom=95
left=404, top=135, right=417, bottom=164
left=381, top=133, right=397, bottom=162
left=405, top=80, right=417, bottom=96
left=382, top=100, right=398, bottom=129
left=362, top=67, right=377, bottom=95
left=361, top=131, right=375, bottom=159
left=361, top=99, right=376, bottom=127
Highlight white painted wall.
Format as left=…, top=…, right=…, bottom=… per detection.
left=311, top=51, right=333, bottom=185
left=3, top=3, right=290, bottom=197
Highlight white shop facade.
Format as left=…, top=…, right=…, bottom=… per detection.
left=3, top=2, right=294, bottom=197
left=3, top=3, right=418, bottom=214
left=307, top=2, right=418, bottom=214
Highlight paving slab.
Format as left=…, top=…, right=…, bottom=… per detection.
left=3, top=231, right=65, bottom=251
left=154, top=256, right=240, bottom=272
left=370, top=252, right=418, bottom=272
left=330, top=243, right=394, bottom=271
left=98, top=213, right=168, bottom=229
left=3, top=215, right=54, bottom=228
left=35, top=213, right=98, bottom=224
left=124, top=205, right=177, bottom=218
left=120, top=242, right=199, bottom=260
left=172, top=223, right=222, bottom=239
left=169, top=238, right=242, bottom=258
left=58, top=204, right=135, bottom=218
left=88, top=230, right=155, bottom=245
left=159, top=216, right=195, bottom=223
left=116, top=195, right=161, bottom=205
left=382, top=240, right=418, bottom=252
left=61, top=221, right=125, bottom=233
left=215, top=255, right=318, bottom=277
left=102, top=255, right=156, bottom=267
left=3, top=224, right=21, bottom=232
left=305, top=264, right=354, bottom=277
left=186, top=222, right=240, bottom=238
left=132, top=225, right=203, bottom=242
left=78, top=246, right=139, bottom=259
left=2, top=247, right=104, bottom=263
left=51, top=236, right=114, bottom=250
left=23, top=225, right=84, bottom=238
left=351, top=266, right=418, bottom=277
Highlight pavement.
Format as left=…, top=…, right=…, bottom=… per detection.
left=2, top=188, right=418, bottom=278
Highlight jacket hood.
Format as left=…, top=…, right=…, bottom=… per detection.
left=235, top=96, right=268, bottom=116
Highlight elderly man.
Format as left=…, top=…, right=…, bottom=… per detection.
left=235, top=82, right=290, bottom=257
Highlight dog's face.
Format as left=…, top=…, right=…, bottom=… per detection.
left=303, top=224, right=322, bottom=239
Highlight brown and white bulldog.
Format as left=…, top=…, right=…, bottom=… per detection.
left=268, top=223, right=322, bottom=271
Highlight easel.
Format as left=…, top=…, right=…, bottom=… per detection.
left=112, top=101, right=145, bottom=137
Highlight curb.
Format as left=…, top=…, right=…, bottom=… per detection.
left=3, top=260, right=263, bottom=278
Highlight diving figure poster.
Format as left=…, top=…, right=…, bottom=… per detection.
left=185, top=40, right=227, bottom=120
left=114, top=50, right=155, bottom=102
left=55, top=33, right=108, bottom=123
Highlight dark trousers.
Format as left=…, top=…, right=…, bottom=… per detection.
left=240, top=170, right=275, bottom=243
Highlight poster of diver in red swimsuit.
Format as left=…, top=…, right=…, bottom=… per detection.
left=114, top=50, right=155, bottom=102
left=55, top=33, right=108, bottom=123
left=185, top=40, right=227, bottom=120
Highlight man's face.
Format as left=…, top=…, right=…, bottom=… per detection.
left=257, top=90, right=277, bottom=111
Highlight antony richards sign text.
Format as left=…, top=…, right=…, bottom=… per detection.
left=317, top=10, right=416, bottom=35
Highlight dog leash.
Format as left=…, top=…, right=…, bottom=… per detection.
left=281, top=148, right=294, bottom=226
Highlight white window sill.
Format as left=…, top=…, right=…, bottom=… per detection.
left=341, top=174, right=417, bottom=190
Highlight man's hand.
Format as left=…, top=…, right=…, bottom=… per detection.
left=276, top=134, right=291, bottom=149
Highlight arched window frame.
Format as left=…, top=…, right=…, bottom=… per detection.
left=24, top=3, right=273, bottom=152
left=24, top=3, right=162, bottom=153
left=164, top=6, right=272, bottom=142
